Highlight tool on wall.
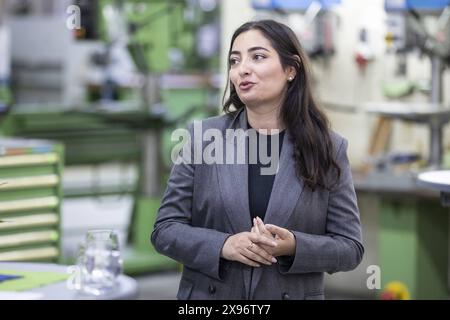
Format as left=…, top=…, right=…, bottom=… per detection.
left=252, top=0, right=341, bottom=60
left=366, top=0, right=450, bottom=169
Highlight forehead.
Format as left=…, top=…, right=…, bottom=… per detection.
left=231, top=29, right=273, bottom=52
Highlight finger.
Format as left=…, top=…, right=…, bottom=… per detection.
left=243, top=248, right=273, bottom=265
left=252, top=245, right=277, bottom=263
left=254, top=218, right=261, bottom=234
left=249, top=233, right=277, bottom=247
left=256, top=217, right=272, bottom=237
left=251, top=226, right=261, bottom=234
left=237, top=254, right=261, bottom=267
left=252, top=219, right=262, bottom=235
left=258, top=243, right=276, bottom=256
left=247, top=242, right=276, bottom=262
left=265, top=224, right=290, bottom=239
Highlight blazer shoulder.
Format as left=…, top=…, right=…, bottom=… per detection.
left=329, top=130, right=348, bottom=155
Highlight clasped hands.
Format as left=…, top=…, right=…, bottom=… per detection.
left=221, top=217, right=296, bottom=267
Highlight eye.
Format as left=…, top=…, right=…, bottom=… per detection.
left=229, top=57, right=239, bottom=65
left=253, top=53, right=266, bottom=61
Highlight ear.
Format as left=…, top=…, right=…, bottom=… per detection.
left=286, top=65, right=297, bottom=82
left=287, top=66, right=296, bottom=80
left=287, top=55, right=301, bottom=81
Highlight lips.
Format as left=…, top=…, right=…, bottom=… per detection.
left=239, top=81, right=255, bottom=90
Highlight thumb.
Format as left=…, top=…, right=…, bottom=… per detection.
left=265, top=224, right=289, bottom=239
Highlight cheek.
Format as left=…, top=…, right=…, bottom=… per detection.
left=259, top=68, right=287, bottom=90
left=229, top=70, right=238, bottom=86
left=260, top=65, right=285, bottom=82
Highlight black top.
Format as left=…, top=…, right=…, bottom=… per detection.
left=247, top=124, right=285, bottom=221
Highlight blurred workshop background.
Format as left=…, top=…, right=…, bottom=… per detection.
left=0, top=0, right=450, bottom=300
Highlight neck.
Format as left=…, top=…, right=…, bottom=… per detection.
left=245, top=103, right=285, bottom=134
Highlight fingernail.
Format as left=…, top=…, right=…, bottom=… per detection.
left=255, top=264, right=260, bottom=267
left=272, top=257, right=277, bottom=263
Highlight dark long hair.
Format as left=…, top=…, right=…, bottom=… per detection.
left=222, top=20, right=340, bottom=191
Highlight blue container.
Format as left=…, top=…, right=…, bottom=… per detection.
left=252, top=0, right=341, bottom=10
left=385, top=0, right=450, bottom=12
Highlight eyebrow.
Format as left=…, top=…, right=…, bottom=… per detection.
left=230, top=46, right=270, bottom=56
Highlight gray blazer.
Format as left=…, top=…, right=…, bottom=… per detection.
left=151, top=108, right=364, bottom=300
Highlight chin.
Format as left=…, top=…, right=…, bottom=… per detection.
left=240, top=99, right=258, bottom=107
left=238, top=95, right=259, bottom=106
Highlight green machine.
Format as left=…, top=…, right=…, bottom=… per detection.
left=1, top=0, right=221, bottom=274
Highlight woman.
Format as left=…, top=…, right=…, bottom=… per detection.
left=151, top=20, right=364, bottom=300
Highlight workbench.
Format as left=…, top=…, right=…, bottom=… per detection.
left=354, top=170, right=450, bottom=299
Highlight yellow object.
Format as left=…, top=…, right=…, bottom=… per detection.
left=381, top=281, right=410, bottom=300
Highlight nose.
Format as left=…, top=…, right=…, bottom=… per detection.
left=238, top=58, right=251, bottom=77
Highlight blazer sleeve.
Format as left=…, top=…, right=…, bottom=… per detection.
left=279, top=137, right=364, bottom=275
left=150, top=124, right=231, bottom=281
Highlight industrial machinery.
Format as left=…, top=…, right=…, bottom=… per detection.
left=251, top=0, right=341, bottom=59
left=367, top=0, right=450, bottom=168
left=357, top=0, right=450, bottom=299
left=1, top=0, right=221, bottom=274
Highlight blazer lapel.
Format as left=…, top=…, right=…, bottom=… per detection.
left=250, top=130, right=305, bottom=298
left=216, top=108, right=252, bottom=234
left=263, top=131, right=304, bottom=228
left=215, top=108, right=253, bottom=297
left=216, top=163, right=251, bottom=233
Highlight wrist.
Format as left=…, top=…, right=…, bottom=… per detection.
left=286, top=231, right=296, bottom=256
left=220, top=235, right=232, bottom=259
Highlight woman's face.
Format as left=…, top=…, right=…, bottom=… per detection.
left=229, top=29, right=293, bottom=109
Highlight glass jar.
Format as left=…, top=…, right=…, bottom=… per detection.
left=77, top=229, right=123, bottom=296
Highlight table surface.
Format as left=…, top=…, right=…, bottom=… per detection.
left=0, top=262, right=138, bottom=300
left=364, top=102, right=450, bottom=123
left=352, top=171, right=439, bottom=197
left=417, top=170, right=450, bottom=192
